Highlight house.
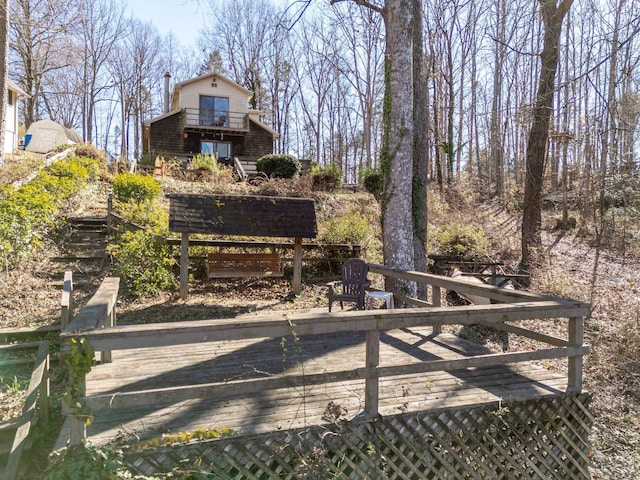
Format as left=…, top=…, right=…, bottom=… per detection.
left=143, top=72, right=278, bottom=174
left=4, top=79, right=29, bottom=154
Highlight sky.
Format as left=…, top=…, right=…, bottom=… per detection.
left=126, top=0, right=206, bottom=48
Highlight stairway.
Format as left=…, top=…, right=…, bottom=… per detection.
left=51, top=216, right=110, bottom=291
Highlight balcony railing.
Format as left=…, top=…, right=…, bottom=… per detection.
left=184, top=108, right=248, bottom=131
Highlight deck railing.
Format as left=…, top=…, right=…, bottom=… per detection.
left=3, top=341, right=49, bottom=480
left=183, top=108, right=248, bottom=131
left=60, top=267, right=590, bottom=446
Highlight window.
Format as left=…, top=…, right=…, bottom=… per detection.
left=201, top=141, right=232, bottom=164
left=199, top=96, right=229, bottom=127
left=7, top=89, right=13, bottom=106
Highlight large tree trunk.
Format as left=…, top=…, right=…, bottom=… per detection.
left=521, top=0, right=573, bottom=264
left=382, top=0, right=416, bottom=296
left=0, top=0, right=8, bottom=163
left=412, top=0, right=428, bottom=298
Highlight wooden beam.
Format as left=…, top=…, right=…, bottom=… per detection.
left=365, top=330, right=380, bottom=417
left=4, top=342, right=49, bottom=479
left=72, top=300, right=591, bottom=352
left=293, top=237, right=303, bottom=295
left=180, top=232, right=189, bottom=300
left=62, top=277, right=119, bottom=336
left=568, top=317, right=584, bottom=392
left=60, top=270, right=73, bottom=331
left=367, top=263, right=560, bottom=305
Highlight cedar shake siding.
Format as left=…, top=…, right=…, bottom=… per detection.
left=148, top=110, right=186, bottom=157
left=240, top=120, right=276, bottom=162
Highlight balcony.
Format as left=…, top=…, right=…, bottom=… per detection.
left=183, top=108, right=249, bottom=133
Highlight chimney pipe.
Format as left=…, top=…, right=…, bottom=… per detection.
left=163, top=72, right=171, bottom=114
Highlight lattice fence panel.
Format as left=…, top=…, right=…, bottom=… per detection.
left=125, top=393, right=592, bottom=479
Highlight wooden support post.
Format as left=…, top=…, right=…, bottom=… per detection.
left=69, top=417, right=86, bottom=447
left=107, top=191, right=113, bottom=231
left=568, top=316, right=583, bottom=392
left=293, top=237, right=303, bottom=295
left=364, top=329, right=380, bottom=417
left=432, top=286, right=442, bottom=335
left=60, top=270, right=73, bottom=331
left=39, top=346, right=50, bottom=425
left=180, top=232, right=190, bottom=300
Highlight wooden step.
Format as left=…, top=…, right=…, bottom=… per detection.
left=67, top=216, right=107, bottom=225
left=52, top=254, right=106, bottom=262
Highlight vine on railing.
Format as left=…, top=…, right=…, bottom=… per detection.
left=63, top=337, right=95, bottom=424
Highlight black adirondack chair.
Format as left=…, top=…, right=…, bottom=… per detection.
left=327, top=258, right=370, bottom=312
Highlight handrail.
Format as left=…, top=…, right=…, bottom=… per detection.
left=61, top=277, right=119, bottom=356
left=367, top=263, right=549, bottom=304
left=3, top=341, right=49, bottom=480
left=60, top=270, right=589, bottom=446
left=71, top=298, right=589, bottom=412
left=183, top=108, right=248, bottom=131
left=233, top=156, right=247, bottom=181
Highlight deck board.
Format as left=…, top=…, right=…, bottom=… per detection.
left=56, top=326, right=570, bottom=449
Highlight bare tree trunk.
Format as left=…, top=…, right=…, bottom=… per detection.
left=413, top=0, right=428, bottom=298
left=521, top=0, right=573, bottom=264
left=0, top=0, right=7, bottom=164
left=382, top=0, right=416, bottom=295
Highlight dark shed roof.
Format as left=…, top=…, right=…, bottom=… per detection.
left=167, top=194, right=317, bottom=238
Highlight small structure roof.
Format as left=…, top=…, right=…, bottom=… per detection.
left=167, top=194, right=317, bottom=239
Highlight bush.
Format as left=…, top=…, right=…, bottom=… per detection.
left=430, top=223, right=489, bottom=258
left=0, top=155, right=101, bottom=268
left=256, top=154, right=301, bottom=179
left=45, top=445, right=131, bottom=479
left=117, top=201, right=168, bottom=232
left=107, top=229, right=176, bottom=298
left=311, top=164, right=343, bottom=193
left=74, top=143, right=106, bottom=162
left=360, top=167, right=383, bottom=199
left=190, top=153, right=220, bottom=172
left=112, top=172, right=161, bottom=204
left=319, top=212, right=375, bottom=246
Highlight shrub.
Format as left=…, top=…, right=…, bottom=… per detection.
left=117, top=200, right=168, bottom=232
left=74, top=143, right=106, bottom=162
left=319, top=212, right=375, bottom=246
left=0, top=154, right=101, bottom=268
left=45, top=445, right=131, bottom=479
left=360, top=167, right=383, bottom=199
left=430, top=223, right=489, bottom=258
left=108, top=229, right=176, bottom=298
left=112, top=172, right=161, bottom=204
left=256, top=154, right=301, bottom=179
left=311, top=164, right=343, bottom=193
left=190, top=153, right=220, bottom=172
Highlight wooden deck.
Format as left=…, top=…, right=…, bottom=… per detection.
left=57, top=322, right=569, bottom=448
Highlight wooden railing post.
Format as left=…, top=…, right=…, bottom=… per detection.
left=432, top=286, right=442, bottom=335
left=568, top=316, right=584, bottom=392
left=60, top=270, right=73, bottom=331
left=292, top=237, right=303, bottom=295
left=180, top=232, right=190, bottom=300
left=107, top=191, right=113, bottom=230
left=39, top=343, right=50, bottom=425
left=364, top=330, right=380, bottom=417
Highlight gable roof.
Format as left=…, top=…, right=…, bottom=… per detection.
left=173, top=72, right=252, bottom=98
